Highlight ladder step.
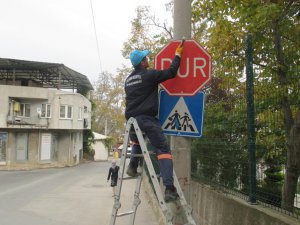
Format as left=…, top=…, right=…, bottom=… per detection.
left=122, top=176, right=141, bottom=180
left=130, top=153, right=144, bottom=157
left=117, top=210, right=135, bottom=217
left=130, top=153, right=155, bottom=157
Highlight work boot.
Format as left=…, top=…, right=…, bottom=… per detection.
left=164, top=186, right=179, bottom=203
left=126, top=163, right=139, bottom=177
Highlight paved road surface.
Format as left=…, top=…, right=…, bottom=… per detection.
left=0, top=160, right=159, bottom=225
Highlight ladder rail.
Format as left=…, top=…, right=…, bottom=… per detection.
left=127, top=163, right=143, bottom=225
left=109, top=119, right=132, bottom=225
left=173, top=172, right=196, bottom=225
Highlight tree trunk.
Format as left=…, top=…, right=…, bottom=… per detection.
left=282, top=109, right=300, bottom=211
left=272, top=19, right=300, bottom=211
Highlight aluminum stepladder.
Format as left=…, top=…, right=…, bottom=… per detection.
left=109, top=117, right=196, bottom=225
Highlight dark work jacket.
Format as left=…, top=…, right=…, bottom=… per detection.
left=107, top=166, right=119, bottom=183
left=125, top=55, right=181, bottom=119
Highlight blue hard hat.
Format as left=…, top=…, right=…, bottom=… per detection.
left=130, top=49, right=149, bottom=66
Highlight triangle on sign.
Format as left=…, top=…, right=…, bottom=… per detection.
left=162, top=97, right=198, bottom=134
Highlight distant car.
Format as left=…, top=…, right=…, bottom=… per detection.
left=126, top=146, right=132, bottom=158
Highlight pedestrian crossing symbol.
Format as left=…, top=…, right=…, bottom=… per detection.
left=159, top=90, right=205, bottom=138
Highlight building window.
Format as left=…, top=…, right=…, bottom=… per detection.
left=78, top=107, right=83, bottom=120
left=20, top=103, right=30, bottom=117
left=60, top=105, right=73, bottom=119
left=67, top=106, right=72, bottom=118
left=41, top=104, right=51, bottom=118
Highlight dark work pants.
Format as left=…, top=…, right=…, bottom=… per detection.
left=129, top=115, right=174, bottom=187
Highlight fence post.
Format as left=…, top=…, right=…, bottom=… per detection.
left=246, top=34, right=257, bottom=204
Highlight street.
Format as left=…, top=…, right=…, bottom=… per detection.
left=0, top=161, right=159, bottom=225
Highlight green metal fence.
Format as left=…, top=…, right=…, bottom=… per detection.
left=191, top=34, right=300, bottom=219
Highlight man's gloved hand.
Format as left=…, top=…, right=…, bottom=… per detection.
left=175, top=41, right=184, bottom=57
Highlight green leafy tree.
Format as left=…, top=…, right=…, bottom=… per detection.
left=91, top=67, right=129, bottom=144
left=83, top=127, right=95, bottom=160
left=191, top=73, right=249, bottom=190
left=122, top=6, right=172, bottom=62
left=192, top=0, right=300, bottom=211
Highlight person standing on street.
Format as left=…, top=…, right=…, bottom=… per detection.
left=107, top=160, right=119, bottom=197
left=124, top=41, right=184, bottom=203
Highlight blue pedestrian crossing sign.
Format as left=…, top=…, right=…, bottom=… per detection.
left=159, top=90, right=205, bottom=138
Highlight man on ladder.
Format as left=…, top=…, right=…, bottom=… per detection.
left=125, top=41, right=184, bottom=203
left=109, top=40, right=196, bottom=225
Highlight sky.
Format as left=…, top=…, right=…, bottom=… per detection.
left=0, top=0, right=172, bottom=83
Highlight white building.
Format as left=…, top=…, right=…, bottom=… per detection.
left=92, top=132, right=109, bottom=161
left=0, top=58, right=93, bottom=170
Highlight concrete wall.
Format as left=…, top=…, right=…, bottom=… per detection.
left=143, top=178, right=300, bottom=225
left=93, top=140, right=108, bottom=161
left=190, top=181, right=299, bottom=225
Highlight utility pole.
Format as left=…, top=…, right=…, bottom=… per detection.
left=174, top=0, right=191, bottom=40
left=172, top=0, right=192, bottom=202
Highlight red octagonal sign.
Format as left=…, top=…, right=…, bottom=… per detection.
left=155, top=40, right=212, bottom=96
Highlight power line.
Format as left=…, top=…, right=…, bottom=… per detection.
left=90, top=0, right=103, bottom=74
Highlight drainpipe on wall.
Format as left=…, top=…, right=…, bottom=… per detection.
left=69, top=133, right=72, bottom=165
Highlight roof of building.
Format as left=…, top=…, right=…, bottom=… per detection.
left=0, top=57, right=93, bottom=92
left=93, top=132, right=109, bottom=140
